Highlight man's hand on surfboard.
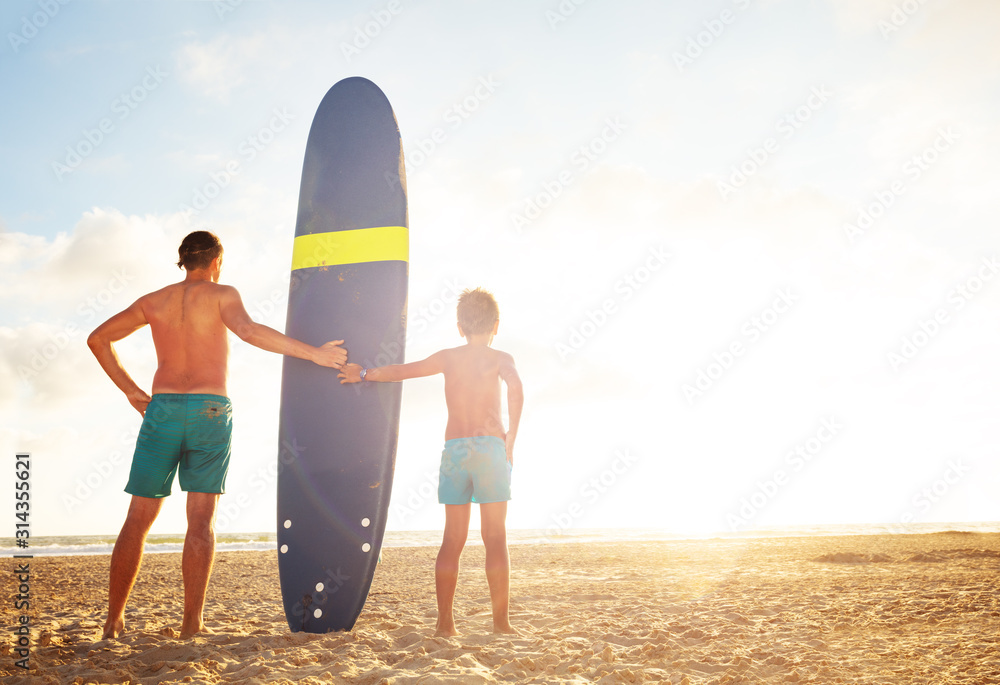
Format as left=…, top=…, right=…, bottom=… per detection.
left=314, top=340, right=348, bottom=369
left=337, top=363, right=363, bottom=384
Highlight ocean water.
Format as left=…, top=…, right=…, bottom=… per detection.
left=4, top=522, right=1000, bottom=557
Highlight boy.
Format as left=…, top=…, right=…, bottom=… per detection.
left=338, top=287, right=523, bottom=636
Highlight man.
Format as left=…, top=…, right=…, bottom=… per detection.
left=87, top=230, right=347, bottom=639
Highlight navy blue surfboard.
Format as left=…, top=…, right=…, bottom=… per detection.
left=276, top=77, right=407, bottom=633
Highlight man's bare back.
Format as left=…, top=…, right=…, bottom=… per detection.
left=141, top=280, right=234, bottom=396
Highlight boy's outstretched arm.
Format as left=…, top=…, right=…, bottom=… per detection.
left=338, top=351, right=447, bottom=384
left=500, top=352, right=523, bottom=465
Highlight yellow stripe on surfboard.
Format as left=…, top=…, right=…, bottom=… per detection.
left=291, top=226, right=408, bottom=270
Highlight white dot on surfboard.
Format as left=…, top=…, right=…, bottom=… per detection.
left=314, top=608, right=322, bottom=618
left=280, top=544, right=288, bottom=553
left=316, top=582, right=324, bottom=592
left=283, top=519, right=291, bottom=529
left=362, top=543, right=371, bottom=552
left=361, top=517, right=370, bottom=527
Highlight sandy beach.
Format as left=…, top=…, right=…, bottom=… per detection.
left=3, top=532, right=1000, bottom=684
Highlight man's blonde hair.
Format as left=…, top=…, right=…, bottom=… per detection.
left=456, top=287, right=499, bottom=335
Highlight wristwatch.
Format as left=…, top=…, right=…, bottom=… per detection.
left=359, top=368, right=368, bottom=381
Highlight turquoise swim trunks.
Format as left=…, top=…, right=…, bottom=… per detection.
left=438, top=436, right=511, bottom=505
left=125, top=394, right=233, bottom=499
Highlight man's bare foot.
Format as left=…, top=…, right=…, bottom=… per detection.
left=102, top=617, right=124, bottom=640
left=179, top=621, right=214, bottom=639
left=492, top=622, right=519, bottom=635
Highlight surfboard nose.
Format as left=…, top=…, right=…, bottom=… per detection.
left=297, top=78, right=406, bottom=235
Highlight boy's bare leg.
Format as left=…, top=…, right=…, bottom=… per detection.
left=180, top=492, right=219, bottom=638
left=480, top=501, right=517, bottom=634
left=435, top=504, right=471, bottom=637
left=103, top=496, right=164, bottom=639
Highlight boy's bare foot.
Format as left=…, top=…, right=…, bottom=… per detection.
left=180, top=621, right=214, bottom=639
left=102, top=617, right=124, bottom=640
left=434, top=620, right=459, bottom=637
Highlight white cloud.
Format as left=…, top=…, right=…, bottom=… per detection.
left=0, top=208, right=189, bottom=322
left=0, top=210, right=189, bottom=416
left=824, top=0, right=906, bottom=33
left=175, top=34, right=259, bottom=103
left=0, top=230, right=49, bottom=267
left=173, top=19, right=350, bottom=104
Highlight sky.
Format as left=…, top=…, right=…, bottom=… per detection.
left=2, top=0, right=999, bottom=539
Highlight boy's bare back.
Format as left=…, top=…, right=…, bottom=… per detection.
left=437, top=344, right=517, bottom=441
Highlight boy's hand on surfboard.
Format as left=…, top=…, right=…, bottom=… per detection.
left=338, top=363, right=363, bottom=384
left=315, top=340, right=348, bottom=369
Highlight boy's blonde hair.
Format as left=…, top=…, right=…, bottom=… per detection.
left=457, top=287, right=499, bottom=335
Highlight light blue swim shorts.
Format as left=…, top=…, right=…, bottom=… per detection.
left=125, top=394, right=233, bottom=499
left=438, top=436, right=511, bottom=505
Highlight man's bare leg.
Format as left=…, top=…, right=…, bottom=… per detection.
left=435, top=504, right=471, bottom=637
left=103, top=495, right=164, bottom=639
left=180, top=492, right=219, bottom=638
left=480, top=501, right=517, bottom=634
